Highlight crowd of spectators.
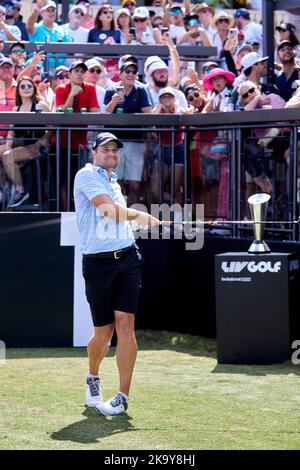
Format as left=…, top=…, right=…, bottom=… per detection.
left=0, top=0, right=298, bottom=220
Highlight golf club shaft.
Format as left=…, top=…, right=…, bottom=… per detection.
left=160, top=219, right=300, bottom=225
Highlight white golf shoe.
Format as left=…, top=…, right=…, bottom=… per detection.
left=96, top=392, right=128, bottom=416
left=85, top=376, right=103, bottom=408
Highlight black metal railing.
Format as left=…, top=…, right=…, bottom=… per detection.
left=0, top=111, right=299, bottom=242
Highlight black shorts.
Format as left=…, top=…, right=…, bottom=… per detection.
left=82, top=245, right=143, bottom=327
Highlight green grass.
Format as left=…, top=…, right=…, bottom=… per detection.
left=1, top=330, right=300, bottom=450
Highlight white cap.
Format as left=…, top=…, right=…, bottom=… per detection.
left=158, top=87, right=176, bottom=98
left=69, top=4, right=87, bottom=15
left=180, top=76, right=193, bottom=88
left=144, top=55, right=162, bottom=75
left=85, top=58, right=102, bottom=70
left=241, top=52, right=269, bottom=70
left=116, top=7, right=131, bottom=18
left=41, top=1, right=57, bottom=12
left=148, top=61, right=168, bottom=76
left=133, top=6, right=149, bottom=19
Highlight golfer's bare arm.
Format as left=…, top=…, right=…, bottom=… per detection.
left=91, top=194, right=160, bottom=227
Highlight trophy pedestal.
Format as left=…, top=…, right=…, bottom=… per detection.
left=215, top=252, right=300, bottom=364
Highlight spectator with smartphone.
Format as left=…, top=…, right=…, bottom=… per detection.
left=131, top=7, right=155, bottom=45
left=163, top=3, right=186, bottom=44
left=116, top=8, right=132, bottom=44
left=177, top=12, right=212, bottom=46
left=104, top=60, right=152, bottom=206
left=0, top=5, right=20, bottom=41
left=212, top=11, right=234, bottom=68
left=192, top=2, right=216, bottom=41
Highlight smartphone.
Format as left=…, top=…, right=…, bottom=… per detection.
left=161, top=26, right=169, bottom=34
left=36, top=44, right=45, bottom=53
left=116, top=86, right=125, bottom=99
left=129, top=27, right=136, bottom=39
left=229, top=28, right=238, bottom=41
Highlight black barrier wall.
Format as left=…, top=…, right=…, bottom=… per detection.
left=0, top=214, right=299, bottom=347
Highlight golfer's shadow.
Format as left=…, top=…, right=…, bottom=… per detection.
left=51, top=408, right=135, bottom=444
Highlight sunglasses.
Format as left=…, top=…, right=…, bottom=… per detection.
left=123, top=68, right=137, bottom=74
left=33, top=80, right=41, bottom=85
left=241, top=87, right=256, bottom=99
left=56, top=74, right=68, bottom=80
left=217, top=19, right=229, bottom=24
left=134, top=17, right=147, bottom=23
left=153, top=22, right=163, bottom=28
left=101, top=10, right=113, bottom=14
left=200, top=9, right=211, bottom=14
left=187, top=91, right=200, bottom=101
left=170, top=9, right=182, bottom=15
left=74, top=9, right=84, bottom=16
left=20, top=83, right=33, bottom=90
left=11, top=49, right=25, bottom=54
left=6, top=14, right=15, bottom=20
left=89, top=67, right=101, bottom=74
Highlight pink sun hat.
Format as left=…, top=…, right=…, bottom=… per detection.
left=203, top=67, right=236, bottom=91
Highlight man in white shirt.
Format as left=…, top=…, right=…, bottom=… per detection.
left=0, top=5, right=21, bottom=41
left=61, top=4, right=89, bottom=43
left=147, top=61, right=188, bottom=111
left=163, top=3, right=186, bottom=44
left=84, top=58, right=106, bottom=112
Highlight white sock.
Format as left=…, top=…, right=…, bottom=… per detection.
left=118, top=391, right=129, bottom=401
left=87, top=373, right=99, bottom=379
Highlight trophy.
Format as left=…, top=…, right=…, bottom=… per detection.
left=248, top=193, right=271, bottom=254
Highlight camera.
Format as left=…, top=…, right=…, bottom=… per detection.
left=161, top=26, right=169, bottom=34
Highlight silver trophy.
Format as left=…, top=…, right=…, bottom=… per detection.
left=248, top=193, right=271, bottom=254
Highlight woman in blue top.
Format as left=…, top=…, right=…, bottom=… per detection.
left=88, top=4, right=121, bottom=44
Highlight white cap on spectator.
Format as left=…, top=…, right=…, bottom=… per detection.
left=170, top=3, right=183, bottom=9
left=181, top=76, right=193, bottom=89
left=144, top=55, right=162, bottom=75
left=41, top=1, right=57, bottom=12
left=241, top=52, right=269, bottom=70
left=85, top=58, right=102, bottom=70
left=236, top=44, right=253, bottom=56
left=158, top=87, right=176, bottom=98
left=133, top=6, right=149, bottom=19
left=148, top=61, right=168, bottom=76
left=69, top=4, right=87, bottom=15
left=116, top=8, right=131, bottom=18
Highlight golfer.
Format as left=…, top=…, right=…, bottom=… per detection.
left=74, top=132, right=160, bottom=416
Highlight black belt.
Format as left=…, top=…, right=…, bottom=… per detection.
left=83, top=244, right=136, bottom=260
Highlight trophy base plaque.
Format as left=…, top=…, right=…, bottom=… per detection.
left=248, top=240, right=271, bottom=254
left=215, top=252, right=300, bottom=364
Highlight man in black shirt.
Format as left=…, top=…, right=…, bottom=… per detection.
left=275, top=40, right=300, bottom=102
